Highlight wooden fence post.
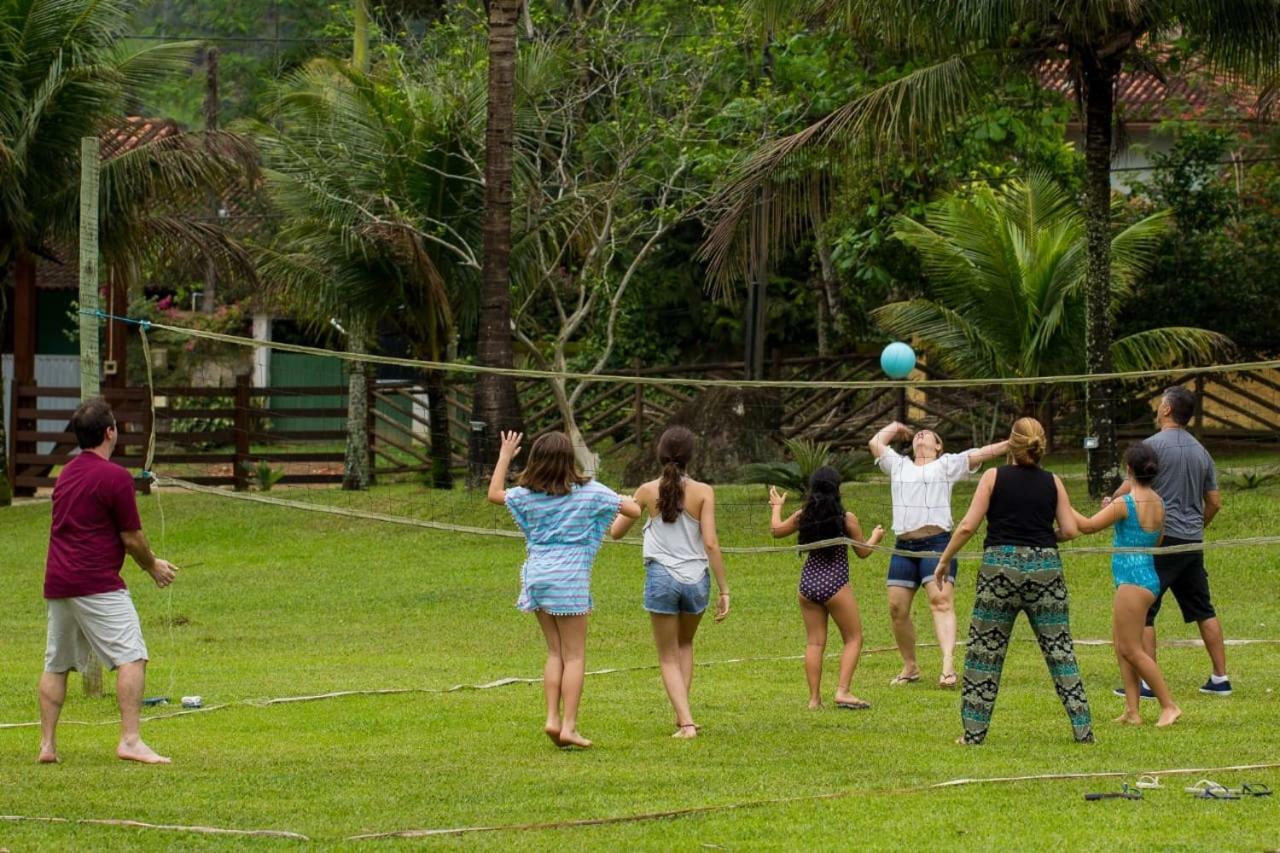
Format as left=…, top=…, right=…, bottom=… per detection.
left=366, top=377, right=377, bottom=485
left=233, top=373, right=250, bottom=491
left=1193, top=376, right=1205, bottom=436
left=632, top=359, right=644, bottom=449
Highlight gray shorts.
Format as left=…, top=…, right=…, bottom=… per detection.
left=45, top=590, right=149, bottom=673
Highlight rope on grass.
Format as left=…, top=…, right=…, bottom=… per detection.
left=4, top=639, right=1276, bottom=732
left=79, top=310, right=1280, bottom=391
left=154, top=475, right=1280, bottom=558
left=0, top=814, right=309, bottom=841
left=345, top=761, right=1280, bottom=840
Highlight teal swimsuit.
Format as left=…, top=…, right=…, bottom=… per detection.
left=1111, top=494, right=1162, bottom=597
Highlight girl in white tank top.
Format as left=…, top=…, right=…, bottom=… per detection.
left=610, top=427, right=729, bottom=738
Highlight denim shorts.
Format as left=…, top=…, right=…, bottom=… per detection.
left=643, top=560, right=710, bottom=615
left=888, top=532, right=957, bottom=589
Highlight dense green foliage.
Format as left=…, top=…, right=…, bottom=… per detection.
left=1120, top=128, right=1280, bottom=354
left=879, top=174, right=1231, bottom=412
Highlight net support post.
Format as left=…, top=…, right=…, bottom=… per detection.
left=467, top=420, right=488, bottom=490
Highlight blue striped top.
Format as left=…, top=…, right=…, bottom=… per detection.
left=505, top=481, right=622, bottom=578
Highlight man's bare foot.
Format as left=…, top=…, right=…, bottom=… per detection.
left=1156, top=706, right=1182, bottom=728
left=544, top=722, right=563, bottom=746
left=808, top=698, right=822, bottom=710
left=557, top=729, right=592, bottom=749
left=673, top=724, right=698, bottom=739
left=1112, top=712, right=1143, bottom=725
left=117, top=739, right=171, bottom=765
left=37, top=745, right=59, bottom=764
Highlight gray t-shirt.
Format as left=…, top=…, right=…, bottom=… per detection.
left=1144, top=428, right=1218, bottom=540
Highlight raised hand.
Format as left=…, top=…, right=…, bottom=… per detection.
left=768, top=486, right=787, bottom=508
left=498, top=431, right=523, bottom=461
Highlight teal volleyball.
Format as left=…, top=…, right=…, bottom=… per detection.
left=880, top=342, right=916, bottom=379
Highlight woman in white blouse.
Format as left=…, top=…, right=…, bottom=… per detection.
left=869, top=422, right=1007, bottom=687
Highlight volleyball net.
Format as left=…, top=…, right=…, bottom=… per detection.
left=40, top=310, right=1280, bottom=558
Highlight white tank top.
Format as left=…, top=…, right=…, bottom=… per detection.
left=643, top=508, right=709, bottom=584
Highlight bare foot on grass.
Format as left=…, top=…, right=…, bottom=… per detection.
left=117, top=738, right=171, bottom=765
left=557, top=729, right=592, bottom=749
left=672, top=724, right=699, bottom=739
left=37, top=744, right=59, bottom=764
left=1112, top=712, right=1143, bottom=725
left=1156, top=706, right=1182, bottom=728
left=834, top=691, right=871, bottom=710
left=808, top=698, right=823, bottom=710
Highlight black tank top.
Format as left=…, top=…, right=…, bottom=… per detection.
left=984, top=465, right=1059, bottom=549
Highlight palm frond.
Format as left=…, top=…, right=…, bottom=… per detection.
left=698, top=53, right=983, bottom=295
left=1110, top=327, right=1235, bottom=372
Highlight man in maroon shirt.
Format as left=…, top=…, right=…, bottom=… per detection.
left=39, top=398, right=177, bottom=765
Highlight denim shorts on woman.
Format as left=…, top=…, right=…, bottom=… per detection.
left=643, top=560, right=710, bottom=615
left=887, top=531, right=957, bottom=588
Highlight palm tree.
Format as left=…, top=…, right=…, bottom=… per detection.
left=0, top=0, right=249, bottom=504
left=474, top=0, right=525, bottom=459
left=875, top=173, right=1232, bottom=426
left=254, top=55, right=487, bottom=489
left=706, top=0, right=1280, bottom=494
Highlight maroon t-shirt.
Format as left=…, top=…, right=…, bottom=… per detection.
left=44, top=452, right=142, bottom=599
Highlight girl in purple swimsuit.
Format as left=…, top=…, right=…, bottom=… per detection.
left=770, top=466, right=884, bottom=710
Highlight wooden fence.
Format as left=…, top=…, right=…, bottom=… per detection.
left=10, top=357, right=1276, bottom=494
left=9, top=376, right=436, bottom=494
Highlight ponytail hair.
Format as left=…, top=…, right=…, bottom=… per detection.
left=798, top=466, right=846, bottom=545
left=1008, top=417, right=1047, bottom=467
left=655, top=426, right=695, bottom=523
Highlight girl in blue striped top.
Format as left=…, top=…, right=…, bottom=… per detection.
left=488, top=430, right=640, bottom=748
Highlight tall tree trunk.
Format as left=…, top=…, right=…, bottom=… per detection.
left=814, top=230, right=844, bottom=353
left=1081, top=58, right=1121, bottom=498
left=342, top=324, right=372, bottom=491
left=340, top=3, right=374, bottom=493
left=352, top=0, right=370, bottom=71
left=474, top=0, right=524, bottom=456
left=425, top=369, right=454, bottom=489
left=201, top=46, right=219, bottom=314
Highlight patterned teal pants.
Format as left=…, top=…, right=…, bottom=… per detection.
left=961, top=546, right=1094, bottom=745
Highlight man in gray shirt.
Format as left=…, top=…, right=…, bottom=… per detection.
left=1110, top=385, right=1228, bottom=695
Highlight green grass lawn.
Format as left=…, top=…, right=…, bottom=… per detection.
left=2, top=452, right=1279, bottom=850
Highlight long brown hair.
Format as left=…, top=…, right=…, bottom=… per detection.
left=517, top=432, right=588, bottom=495
left=655, top=426, right=695, bottom=523
left=1008, top=417, right=1047, bottom=467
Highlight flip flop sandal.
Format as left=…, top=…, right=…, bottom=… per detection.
left=836, top=700, right=872, bottom=710
left=1184, top=779, right=1224, bottom=794
left=889, top=674, right=921, bottom=686
left=938, top=673, right=958, bottom=689
left=1194, top=787, right=1241, bottom=800
left=1085, top=784, right=1143, bottom=801
left=1234, top=783, right=1272, bottom=797
left=1134, top=775, right=1163, bottom=790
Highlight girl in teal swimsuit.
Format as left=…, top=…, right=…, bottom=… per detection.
left=1073, top=444, right=1181, bottom=727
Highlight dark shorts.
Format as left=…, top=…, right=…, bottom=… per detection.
left=888, top=532, right=957, bottom=589
left=1147, top=537, right=1216, bottom=626
left=643, top=560, right=710, bottom=615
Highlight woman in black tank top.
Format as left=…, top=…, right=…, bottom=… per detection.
left=933, top=418, right=1094, bottom=745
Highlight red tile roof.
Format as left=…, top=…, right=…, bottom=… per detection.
left=1038, top=59, right=1264, bottom=124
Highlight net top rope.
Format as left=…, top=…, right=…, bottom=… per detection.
left=84, top=310, right=1280, bottom=392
